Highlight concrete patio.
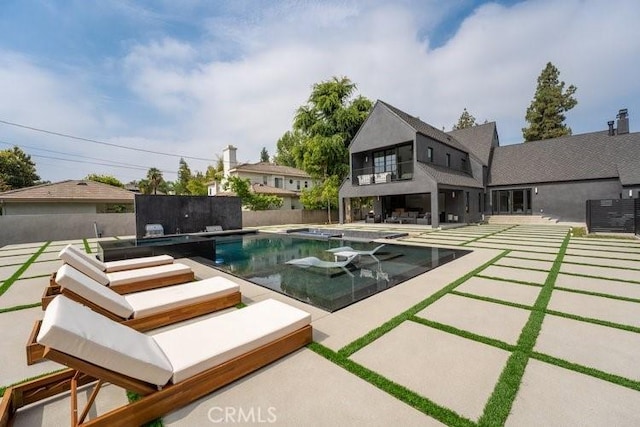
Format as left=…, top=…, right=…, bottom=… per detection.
left=1, top=224, right=640, bottom=426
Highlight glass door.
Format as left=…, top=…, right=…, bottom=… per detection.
left=513, top=190, right=524, bottom=214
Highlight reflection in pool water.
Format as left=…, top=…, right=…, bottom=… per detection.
left=208, top=234, right=469, bottom=312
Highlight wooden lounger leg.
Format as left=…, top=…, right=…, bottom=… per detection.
left=70, top=371, right=104, bottom=427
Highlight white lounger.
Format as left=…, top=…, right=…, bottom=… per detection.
left=62, top=244, right=174, bottom=273
left=27, top=264, right=241, bottom=365
left=57, top=245, right=194, bottom=291
left=8, top=295, right=313, bottom=425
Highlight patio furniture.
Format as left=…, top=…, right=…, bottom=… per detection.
left=63, top=244, right=174, bottom=273
left=42, top=249, right=195, bottom=308
left=416, top=213, right=432, bottom=225
left=27, top=264, right=241, bottom=365
left=2, top=295, right=311, bottom=426
left=357, top=174, right=373, bottom=185
left=326, top=244, right=386, bottom=262
left=286, top=254, right=357, bottom=269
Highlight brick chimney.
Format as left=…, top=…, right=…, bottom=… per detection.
left=222, top=145, right=237, bottom=178
left=617, top=109, right=629, bottom=135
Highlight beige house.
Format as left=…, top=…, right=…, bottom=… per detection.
left=208, top=145, right=315, bottom=210
left=0, top=180, right=135, bottom=215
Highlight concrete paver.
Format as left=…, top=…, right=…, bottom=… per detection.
left=0, top=307, right=61, bottom=387
left=416, top=294, right=530, bottom=344
left=165, top=350, right=441, bottom=427
left=455, top=276, right=540, bottom=306
left=0, top=276, right=48, bottom=309
left=568, top=243, right=640, bottom=254
left=506, top=360, right=640, bottom=426
left=479, top=238, right=561, bottom=248
left=507, top=251, right=557, bottom=261
left=351, top=321, right=510, bottom=421
left=548, top=290, right=640, bottom=327
left=480, top=265, right=548, bottom=285
left=495, top=257, right=553, bottom=271
left=563, top=255, right=640, bottom=270
left=566, top=247, right=640, bottom=261
left=560, top=263, right=640, bottom=283
left=0, top=264, right=21, bottom=281
left=468, top=242, right=558, bottom=253
left=555, top=273, right=640, bottom=300
left=535, top=314, right=640, bottom=380
left=21, top=260, right=62, bottom=278
left=0, top=254, right=32, bottom=265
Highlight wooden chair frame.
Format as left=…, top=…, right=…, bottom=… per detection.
left=42, top=271, right=195, bottom=309
left=3, top=325, right=312, bottom=427
left=27, top=288, right=241, bottom=365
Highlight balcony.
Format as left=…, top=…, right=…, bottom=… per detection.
left=352, top=161, right=413, bottom=186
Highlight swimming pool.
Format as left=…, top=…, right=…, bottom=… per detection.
left=209, top=233, right=469, bottom=312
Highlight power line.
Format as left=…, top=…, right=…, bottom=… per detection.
left=30, top=153, right=176, bottom=174
left=0, top=140, right=161, bottom=171
left=0, top=118, right=214, bottom=162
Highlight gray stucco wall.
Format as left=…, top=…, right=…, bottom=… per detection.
left=349, top=104, right=415, bottom=154
left=3, top=202, right=97, bottom=215
left=0, top=213, right=135, bottom=246
left=415, top=134, right=469, bottom=173
left=489, top=179, right=623, bottom=222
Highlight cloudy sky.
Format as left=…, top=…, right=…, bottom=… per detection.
left=1, top=0, right=638, bottom=184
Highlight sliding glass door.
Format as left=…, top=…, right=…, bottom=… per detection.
left=492, top=189, right=532, bottom=214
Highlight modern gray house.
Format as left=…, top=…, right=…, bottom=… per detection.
left=338, top=101, right=639, bottom=226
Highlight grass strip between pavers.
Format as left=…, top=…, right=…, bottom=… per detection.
left=448, top=290, right=534, bottom=311
left=477, top=229, right=569, bottom=427
left=558, top=271, right=640, bottom=285
left=561, top=261, right=640, bottom=271
left=308, top=342, right=475, bottom=427
left=0, top=302, right=41, bottom=314
left=83, top=238, right=92, bottom=253
left=0, top=241, right=50, bottom=297
left=338, top=250, right=511, bottom=358
left=461, top=225, right=516, bottom=246
left=544, top=309, right=640, bottom=334
left=474, top=274, right=543, bottom=287
left=553, top=286, right=640, bottom=304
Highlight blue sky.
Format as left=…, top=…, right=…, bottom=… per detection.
left=1, top=0, right=639, bottom=183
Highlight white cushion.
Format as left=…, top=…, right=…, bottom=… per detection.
left=59, top=246, right=109, bottom=285
left=107, top=263, right=191, bottom=287
left=37, top=296, right=173, bottom=387
left=56, top=264, right=134, bottom=319
left=104, top=255, right=174, bottom=273
left=152, top=299, right=311, bottom=384
left=64, top=244, right=106, bottom=271
left=125, top=276, right=239, bottom=318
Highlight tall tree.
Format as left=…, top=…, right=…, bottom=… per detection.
left=85, top=174, right=124, bottom=188
left=223, top=176, right=283, bottom=210
left=175, top=158, right=192, bottom=195
left=285, top=76, right=372, bottom=221
left=0, top=146, right=40, bottom=190
left=145, top=167, right=164, bottom=195
left=259, top=147, right=270, bottom=163
left=452, top=108, right=478, bottom=130
left=274, top=130, right=304, bottom=168
left=522, top=62, right=578, bottom=142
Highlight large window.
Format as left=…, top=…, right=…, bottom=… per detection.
left=274, top=177, right=283, bottom=188
left=373, top=143, right=413, bottom=180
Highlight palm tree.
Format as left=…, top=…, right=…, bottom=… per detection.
left=146, top=168, right=164, bottom=195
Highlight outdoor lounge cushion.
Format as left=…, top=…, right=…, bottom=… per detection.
left=37, top=296, right=173, bottom=386
left=55, top=264, right=239, bottom=319
left=107, top=263, right=192, bottom=287
left=59, top=246, right=110, bottom=285
left=151, top=298, right=311, bottom=383
left=38, top=296, right=311, bottom=387
left=62, top=244, right=174, bottom=273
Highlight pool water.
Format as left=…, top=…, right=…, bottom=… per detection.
left=209, top=234, right=469, bottom=312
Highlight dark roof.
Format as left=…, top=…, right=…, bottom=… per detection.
left=448, top=122, right=497, bottom=166
left=0, top=180, right=135, bottom=202
left=231, top=162, right=310, bottom=178
left=489, top=131, right=640, bottom=186
left=378, top=101, right=470, bottom=154
left=418, top=163, right=484, bottom=189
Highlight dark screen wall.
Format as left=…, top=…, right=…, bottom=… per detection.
left=135, top=195, right=242, bottom=238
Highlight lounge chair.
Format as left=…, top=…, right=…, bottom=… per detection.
left=62, top=244, right=174, bottom=273
left=1, top=295, right=312, bottom=426
left=326, top=244, right=386, bottom=262
left=285, top=254, right=357, bottom=269
left=27, top=263, right=241, bottom=365
left=42, top=247, right=195, bottom=308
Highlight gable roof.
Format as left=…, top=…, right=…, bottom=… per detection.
left=489, top=131, right=640, bottom=186
left=231, top=162, right=310, bottom=178
left=418, top=163, right=484, bottom=189
left=378, top=101, right=470, bottom=154
left=448, top=122, right=497, bottom=166
left=0, top=180, right=135, bottom=203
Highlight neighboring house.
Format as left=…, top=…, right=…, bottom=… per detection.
left=0, top=180, right=135, bottom=215
left=208, top=145, right=315, bottom=210
left=339, top=101, right=640, bottom=225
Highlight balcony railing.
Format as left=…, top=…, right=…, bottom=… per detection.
left=352, top=161, right=413, bottom=186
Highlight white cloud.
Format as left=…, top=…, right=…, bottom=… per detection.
left=3, top=0, right=640, bottom=183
